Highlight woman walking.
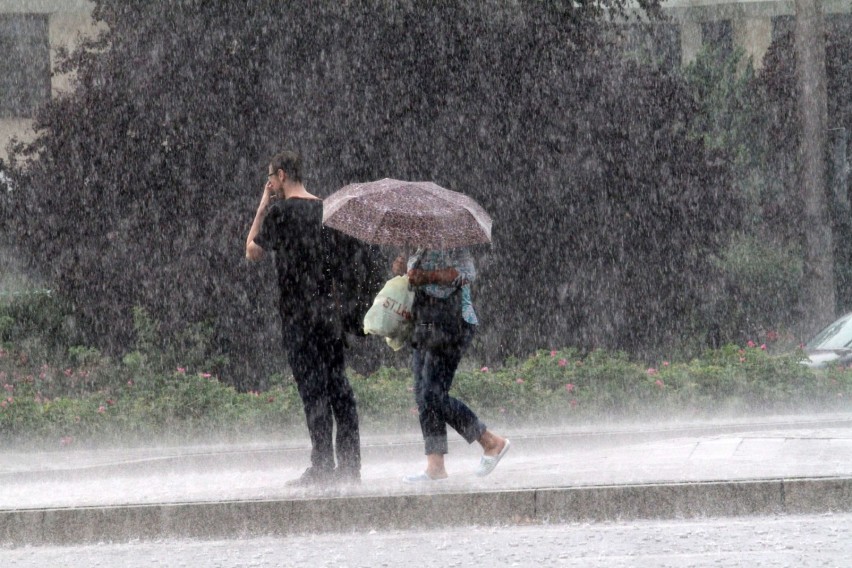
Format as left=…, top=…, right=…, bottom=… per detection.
left=393, top=248, right=510, bottom=482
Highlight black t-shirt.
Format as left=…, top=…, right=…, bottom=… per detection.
left=254, top=198, right=333, bottom=324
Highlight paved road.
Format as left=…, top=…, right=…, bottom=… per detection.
left=1, top=513, right=849, bottom=567
left=1, top=413, right=850, bottom=545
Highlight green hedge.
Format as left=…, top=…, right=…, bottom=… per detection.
left=1, top=339, right=849, bottom=447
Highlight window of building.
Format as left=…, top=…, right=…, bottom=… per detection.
left=771, top=15, right=795, bottom=41
left=0, top=14, right=51, bottom=119
left=701, top=19, right=733, bottom=61
left=624, top=23, right=682, bottom=70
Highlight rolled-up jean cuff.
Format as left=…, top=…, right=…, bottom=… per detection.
left=424, top=435, right=448, bottom=455
left=464, top=421, right=487, bottom=444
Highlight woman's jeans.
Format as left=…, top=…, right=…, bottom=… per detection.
left=412, top=323, right=486, bottom=455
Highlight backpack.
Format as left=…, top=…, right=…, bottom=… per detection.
left=321, top=227, right=387, bottom=336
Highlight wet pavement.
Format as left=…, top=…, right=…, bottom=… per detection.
left=3, top=513, right=851, bottom=567
left=1, top=413, right=850, bottom=545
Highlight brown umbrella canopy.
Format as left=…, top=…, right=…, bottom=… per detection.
left=322, top=178, right=492, bottom=249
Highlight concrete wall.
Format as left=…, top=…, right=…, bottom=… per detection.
left=663, top=0, right=851, bottom=68
left=0, top=0, right=98, bottom=162
left=1, top=0, right=850, bottom=164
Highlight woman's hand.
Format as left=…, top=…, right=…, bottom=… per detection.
left=407, top=267, right=460, bottom=286
left=406, top=268, right=428, bottom=286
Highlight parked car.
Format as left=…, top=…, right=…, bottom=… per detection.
left=803, top=312, right=852, bottom=368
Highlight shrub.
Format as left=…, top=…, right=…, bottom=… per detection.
left=2, top=325, right=850, bottom=447
left=0, top=290, right=71, bottom=360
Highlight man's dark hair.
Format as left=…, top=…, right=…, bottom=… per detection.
left=269, top=150, right=303, bottom=182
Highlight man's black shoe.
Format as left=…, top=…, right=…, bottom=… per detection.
left=285, top=467, right=335, bottom=487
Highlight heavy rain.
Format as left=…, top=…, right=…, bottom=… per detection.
left=0, top=0, right=850, bottom=565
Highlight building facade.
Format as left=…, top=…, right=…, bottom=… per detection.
left=663, top=0, right=851, bottom=68
left=0, top=1, right=850, bottom=162
left=0, top=0, right=97, bottom=163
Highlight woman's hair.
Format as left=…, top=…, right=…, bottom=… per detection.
left=269, top=150, right=303, bottom=182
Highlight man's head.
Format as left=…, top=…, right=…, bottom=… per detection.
left=266, top=150, right=302, bottom=199
left=269, top=149, right=302, bottom=179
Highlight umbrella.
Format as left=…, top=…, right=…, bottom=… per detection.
left=322, top=178, right=492, bottom=249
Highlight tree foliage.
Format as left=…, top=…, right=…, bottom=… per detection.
left=756, top=15, right=852, bottom=318
left=6, top=1, right=742, bottom=387
left=676, top=15, right=852, bottom=344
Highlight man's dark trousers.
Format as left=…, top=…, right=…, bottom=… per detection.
left=286, top=318, right=360, bottom=476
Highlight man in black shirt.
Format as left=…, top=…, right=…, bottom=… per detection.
left=246, top=150, right=361, bottom=486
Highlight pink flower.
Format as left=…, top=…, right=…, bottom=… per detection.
left=766, top=330, right=779, bottom=342
left=199, top=372, right=212, bottom=379
left=565, top=383, right=575, bottom=393
left=516, top=378, right=525, bottom=384
left=760, top=344, right=767, bottom=351
left=499, top=407, right=506, bottom=413
left=739, top=357, right=746, bottom=363
left=6, top=397, right=13, bottom=404
left=480, top=366, right=489, bottom=373
left=127, top=380, right=134, bottom=387
left=97, top=405, right=106, bottom=413
left=647, top=368, right=657, bottom=376
left=106, top=398, right=115, bottom=406
left=3, top=384, right=12, bottom=393
left=747, top=340, right=756, bottom=348
left=663, top=361, right=670, bottom=367
left=569, top=399, right=578, bottom=407
left=558, top=358, right=567, bottom=367
left=176, top=367, right=186, bottom=374
left=0, top=401, right=6, bottom=409
left=64, top=369, right=74, bottom=377
left=655, top=379, right=664, bottom=389
left=550, top=350, right=557, bottom=357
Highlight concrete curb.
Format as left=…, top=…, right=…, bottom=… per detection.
left=2, top=476, right=850, bottom=546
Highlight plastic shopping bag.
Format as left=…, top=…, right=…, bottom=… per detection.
left=363, top=276, right=414, bottom=349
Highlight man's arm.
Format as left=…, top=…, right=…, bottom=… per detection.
left=246, top=185, right=272, bottom=261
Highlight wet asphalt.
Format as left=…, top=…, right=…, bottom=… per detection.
left=1, top=413, right=850, bottom=545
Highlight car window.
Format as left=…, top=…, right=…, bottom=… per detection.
left=806, top=313, right=852, bottom=350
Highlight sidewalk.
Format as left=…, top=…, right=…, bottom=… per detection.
left=2, top=413, right=851, bottom=545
